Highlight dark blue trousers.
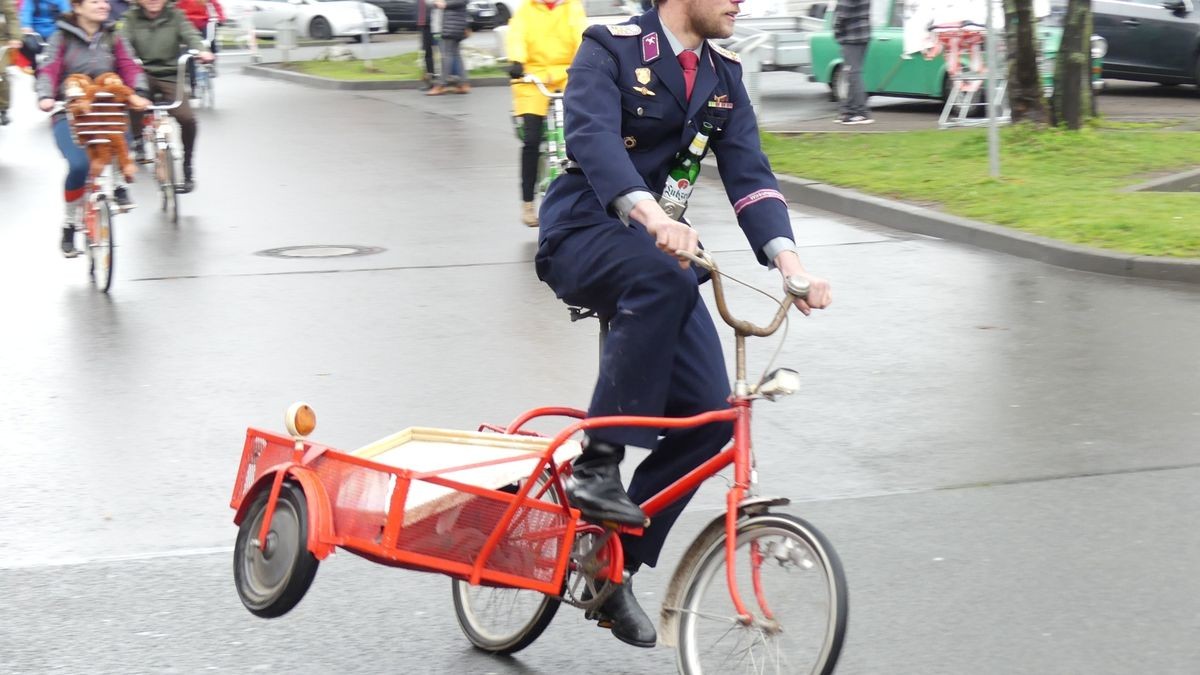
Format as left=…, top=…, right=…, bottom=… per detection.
left=535, top=222, right=734, bottom=569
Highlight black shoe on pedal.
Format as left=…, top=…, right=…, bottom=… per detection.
left=592, top=576, right=657, bottom=648
left=565, top=439, right=647, bottom=526
left=179, top=167, right=194, bottom=194
left=61, top=226, right=79, bottom=258
left=114, top=186, right=135, bottom=211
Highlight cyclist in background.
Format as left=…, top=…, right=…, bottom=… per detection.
left=505, top=0, right=586, bottom=227
left=18, top=0, right=70, bottom=77
left=36, top=0, right=149, bottom=257
left=122, top=0, right=213, bottom=193
left=176, top=0, right=223, bottom=87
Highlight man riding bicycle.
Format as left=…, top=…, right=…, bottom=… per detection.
left=122, top=0, right=213, bottom=193
left=175, top=0, right=224, bottom=87
left=534, top=0, right=832, bottom=649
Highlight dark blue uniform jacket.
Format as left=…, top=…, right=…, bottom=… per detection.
left=539, top=9, right=793, bottom=267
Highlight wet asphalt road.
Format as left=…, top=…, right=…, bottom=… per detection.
left=1, top=55, right=1199, bottom=674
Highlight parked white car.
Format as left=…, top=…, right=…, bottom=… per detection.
left=224, top=0, right=388, bottom=41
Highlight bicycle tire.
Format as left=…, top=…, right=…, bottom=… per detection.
left=675, top=512, right=848, bottom=675
left=161, top=145, right=178, bottom=223
left=94, top=198, right=115, bottom=293
left=450, top=470, right=563, bottom=654
left=233, top=481, right=320, bottom=618
left=203, top=69, right=215, bottom=109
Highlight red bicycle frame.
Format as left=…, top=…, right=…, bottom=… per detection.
left=496, top=396, right=763, bottom=623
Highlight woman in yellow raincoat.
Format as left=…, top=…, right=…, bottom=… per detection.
left=506, top=0, right=587, bottom=227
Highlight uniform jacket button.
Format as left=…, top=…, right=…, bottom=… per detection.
left=636, top=106, right=644, bottom=116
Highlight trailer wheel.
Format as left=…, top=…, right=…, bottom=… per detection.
left=234, top=481, right=320, bottom=618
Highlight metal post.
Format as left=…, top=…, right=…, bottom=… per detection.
left=359, top=2, right=373, bottom=69
left=986, top=0, right=1000, bottom=178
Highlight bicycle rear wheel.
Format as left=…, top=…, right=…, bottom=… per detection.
left=450, top=470, right=563, bottom=655
left=675, top=513, right=848, bottom=675
left=87, top=198, right=115, bottom=293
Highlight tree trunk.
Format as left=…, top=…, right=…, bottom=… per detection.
left=1052, top=0, right=1093, bottom=129
left=1004, top=0, right=1048, bottom=125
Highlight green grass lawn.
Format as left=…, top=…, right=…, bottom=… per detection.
left=763, top=123, right=1200, bottom=258
left=288, top=51, right=507, bottom=81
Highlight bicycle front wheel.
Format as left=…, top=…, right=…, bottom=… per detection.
left=160, top=145, right=178, bottom=224
left=450, top=470, right=563, bottom=654
left=675, top=513, right=848, bottom=675
left=88, top=198, right=115, bottom=293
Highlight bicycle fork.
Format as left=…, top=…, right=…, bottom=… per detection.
left=722, top=398, right=776, bottom=628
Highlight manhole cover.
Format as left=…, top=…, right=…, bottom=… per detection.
left=256, top=245, right=385, bottom=259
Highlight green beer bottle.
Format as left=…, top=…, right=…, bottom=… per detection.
left=659, top=122, right=714, bottom=220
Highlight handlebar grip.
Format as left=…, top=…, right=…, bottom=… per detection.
left=784, top=275, right=810, bottom=298
left=676, top=249, right=714, bottom=270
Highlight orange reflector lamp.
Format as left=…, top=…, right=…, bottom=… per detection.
left=285, top=402, right=317, bottom=438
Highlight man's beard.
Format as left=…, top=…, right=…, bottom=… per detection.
left=688, top=12, right=734, bottom=41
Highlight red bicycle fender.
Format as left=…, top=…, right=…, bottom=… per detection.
left=233, top=467, right=337, bottom=560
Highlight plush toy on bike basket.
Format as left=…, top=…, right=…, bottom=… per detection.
left=511, top=73, right=567, bottom=204
left=229, top=251, right=848, bottom=674
left=142, top=52, right=194, bottom=224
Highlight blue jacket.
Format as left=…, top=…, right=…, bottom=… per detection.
left=19, top=0, right=70, bottom=39
left=540, top=9, right=793, bottom=267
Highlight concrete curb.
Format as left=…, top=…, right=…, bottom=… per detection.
left=242, top=63, right=509, bottom=90
left=773, top=174, right=1200, bottom=284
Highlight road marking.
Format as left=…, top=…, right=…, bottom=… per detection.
left=0, top=545, right=234, bottom=571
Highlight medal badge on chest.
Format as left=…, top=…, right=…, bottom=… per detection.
left=633, top=67, right=655, bottom=97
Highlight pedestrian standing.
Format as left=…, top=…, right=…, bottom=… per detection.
left=833, top=0, right=872, bottom=124
left=506, top=0, right=586, bottom=226
left=426, top=0, right=468, bottom=95
left=416, top=0, right=437, bottom=90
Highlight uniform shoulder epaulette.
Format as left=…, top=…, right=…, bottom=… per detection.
left=606, top=23, right=642, bottom=37
left=710, top=42, right=740, bottom=63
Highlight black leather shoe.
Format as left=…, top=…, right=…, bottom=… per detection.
left=594, top=576, right=657, bottom=648
left=0, top=110, right=10, bottom=125
left=565, top=439, right=647, bottom=526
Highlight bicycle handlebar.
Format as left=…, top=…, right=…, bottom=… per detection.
left=512, top=73, right=564, bottom=99
left=146, top=52, right=198, bottom=111
left=677, top=250, right=809, bottom=338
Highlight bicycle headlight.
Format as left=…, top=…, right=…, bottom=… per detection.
left=755, top=368, right=801, bottom=400
left=1090, top=35, right=1107, bottom=60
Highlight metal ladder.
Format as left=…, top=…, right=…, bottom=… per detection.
left=939, top=74, right=1012, bottom=129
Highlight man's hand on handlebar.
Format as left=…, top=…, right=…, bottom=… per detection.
left=508, top=61, right=524, bottom=80
left=198, top=51, right=215, bottom=63
left=772, top=249, right=831, bottom=316
left=631, top=200, right=698, bottom=269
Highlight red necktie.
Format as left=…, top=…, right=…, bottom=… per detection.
left=678, top=50, right=698, bottom=101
